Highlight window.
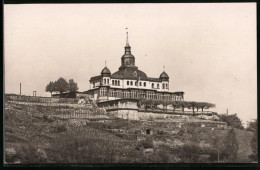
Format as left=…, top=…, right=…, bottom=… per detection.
left=130, top=91, right=134, bottom=98
left=130, top=81, right=133, bottom=86
left=157, top=84, right=159, bottom=89
left=152, top=83, right=154, bottom=88
left=107, top=79, right=109, bottom=85
left=104, top=79, right=106, bottom=85
left=93, top=82, right=95, bottom=88
left=144, top=82, right=146, bottom=87
left=133, top=91, right=138, bottom=98
left=162, top=83, right=165, bottom=89
left=100, top=88, right=107, bottom=96
left=124, top=91, right=129, bottom=98
left=112, top=80, right=114, bottom=85
left=166, top=83, right=168, bottom=89
left=127, top=81, right=129, bottom=85
left=118, top=80, right=120, bottom=86
left=135, top=81, right=137, bottom=86
left=139, top=82, right=142, bottom=86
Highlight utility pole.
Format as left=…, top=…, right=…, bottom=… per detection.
left=20, top=83, right=21, bottom=95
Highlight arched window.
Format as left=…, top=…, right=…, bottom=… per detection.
left=130, top=81, right=133, bottom=86
left=127, top=81, right=129, bottom=85
left=93, top=82, right=95, bottom=88
left=104, top=79, right=106, bottom=85
left=112, top=80, right=114, bottom=85
left=135, top=81, right=137, bottom=86
left=118, top=80, right=120, bottom=86
left=144, top=82, right=146, bottom=87
left=162, top=83, right=165, bottom=89
left=157, top=84, right=159, bottom=89
left=152, top=83, right=154, bottom=88
left=139, top=82, right=142, bottom=86
left=165, top=83, right=168, bottom=89
left=107, top=79, right=109, bottom=85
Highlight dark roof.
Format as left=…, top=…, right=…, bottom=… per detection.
left=89, top=75, right=102, bottom=82
left=173, top=91, right=185, bottom=95
left=111, top=67, right=148, bottom=80
left=160, top=71, right=169, bottom=79
left=147, top=77, right=161, bottom=82
left=101, top=67, right=111, bottom=74
left=52, top=91, right=87, bottom=95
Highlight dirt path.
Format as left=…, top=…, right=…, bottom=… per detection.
left=234, top=128, right=253, bottom=162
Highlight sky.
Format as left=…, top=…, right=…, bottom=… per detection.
left=4, top=3, right=257, bottom=124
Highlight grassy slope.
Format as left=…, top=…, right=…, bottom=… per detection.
left=234, top=128, right=253, bottom=162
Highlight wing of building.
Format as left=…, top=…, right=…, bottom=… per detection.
left=85, top=32, right=184, bottom=103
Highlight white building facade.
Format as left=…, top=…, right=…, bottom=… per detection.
left=85, top=33, right=184, bottom=102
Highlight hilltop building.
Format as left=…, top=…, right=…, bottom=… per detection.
left=85, top=32, right=184, bottom=103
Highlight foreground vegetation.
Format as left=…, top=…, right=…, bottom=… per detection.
left=4, top=100, right=255, bottom=163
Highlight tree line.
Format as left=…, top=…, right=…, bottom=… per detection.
left=45, top=77, right=79, bottom=95
left=246, top=119, right=257, bottom=162
left=137, top=98, right=215, bottom=115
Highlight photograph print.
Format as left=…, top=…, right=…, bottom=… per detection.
left=4, top=3, right=257, bottom=164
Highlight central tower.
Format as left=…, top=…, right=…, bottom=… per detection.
left=120, top=31, right=136, bottom=69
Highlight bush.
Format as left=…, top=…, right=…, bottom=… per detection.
left=42, top=115, right=56, bottom=123
left=218, top=114, right=244, bottom=129
left=137, top=137, right=153, bottom=149
left=7, top=144, right=45, bottom=164
left=50, top=124, right=67, bottom=133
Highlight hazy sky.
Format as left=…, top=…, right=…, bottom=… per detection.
left=4, top=3, right=256, bottom=124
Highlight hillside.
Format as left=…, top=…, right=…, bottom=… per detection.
left=4, top=99, right=255, bottom=163
left=234, top=128, right=253, bottom=161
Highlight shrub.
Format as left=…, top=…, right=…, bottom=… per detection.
left=137, top=137, right=153, bottom=149
left=50, top=124, right=67, bottom=133
left=179, top=143, right=201, bottom=162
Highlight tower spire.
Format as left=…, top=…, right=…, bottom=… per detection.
left=126, top=28, right=130, bottom=47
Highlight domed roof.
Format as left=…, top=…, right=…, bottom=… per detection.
left=101, top=67, right=111, bottom=74
left=111, top=67, right=148, bottom=80
left=122, top=53, right=135, bottom=58
left=159, top=71, right=169, bottom=79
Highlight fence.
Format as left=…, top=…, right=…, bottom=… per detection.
left=5, top=94, right=79, bottom=104
left=103, top=104, right=214, bottom=116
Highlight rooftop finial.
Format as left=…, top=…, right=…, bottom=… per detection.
left=163, top=65, right=165, bottom=71
left=105, top=60, right=107, bottom=67
left=126, top=27, right=130, bottom=47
